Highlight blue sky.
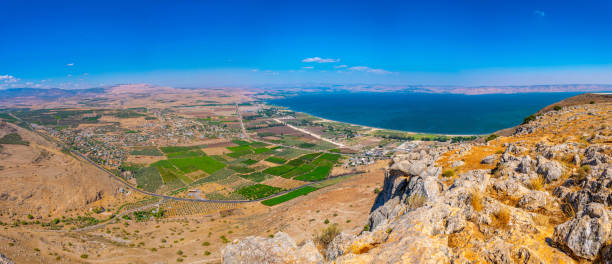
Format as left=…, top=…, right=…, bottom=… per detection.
left=1, top=0, right=612, bottom=88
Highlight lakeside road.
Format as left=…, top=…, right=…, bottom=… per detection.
left=273, top=117, right=349, bottom=148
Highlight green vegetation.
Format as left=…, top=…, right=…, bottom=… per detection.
left=235, top=184, right=283, bottom=200
left=442, top=169, right=455, bottom=178
left=263, top=165, right=295, bottom=176
left=265, top=156, right=287, bottom=164
left=130, top=147, right=163, bottom=156
left=314, top=223, right=341, bottom=250
left=161, top=145, right=203, bottom=154
left=294, top=166, right=332, bottom=181
left=114, top=110, right=146, bottom=118
left=261, top=186, right=318, bottom=206
left=134, top=167, right=164, bottom=192
left=522, top=115, right=536, bottom=125
left=169, top=156, right=226, bottom=174
left=238, top=172, right=270, bottom=182
left=485, top=134, right=498, bottom=142
left=553, top=105, right=562, bottom=111
left=241, top=159, right=258, bottom=165
left=281, top=164, right=315, bottom=178
left=226, top=145, right=254, bottom=157
left=0, top=133, right=29, bottom=145
left=166, top=150, right=206, bottom=159
left=298, top=142, right=316, bottom=148
left=228, top=165, right=255, bottom=173
left=253, top=147, right=271, bottom=154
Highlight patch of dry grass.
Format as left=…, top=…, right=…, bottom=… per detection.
left=406, top=193, right=426, bottom=209
left=528, top=176, right=544, bottom=190
left=470, top=191, right=483, bottom=212
left=492, top=207, right=510, bottom=229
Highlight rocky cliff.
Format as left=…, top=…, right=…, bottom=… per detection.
left=223, top=100, right=612, bottom=263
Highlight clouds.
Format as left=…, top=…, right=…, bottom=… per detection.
left=0, top=75, right=19, bottom=83
left=302, top=57, right=339, bottom=63
left=334, top=64, right=348, bottom=69
left=348, top=66, right=392, bottom=74
left=67, top=62, right=75, bottom=66
left=533, top=10, right=546, bottom=17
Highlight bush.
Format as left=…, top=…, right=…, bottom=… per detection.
left=485, top=134, right=498, bottom=142
left=575, top=165, right=591, bottom=181
left=313, top=223, right=341, bottom=250
left=590, top=101, right=595, bottom=104
left=442, top=170, right=455, bottom=178
left=406, top=194, right=426, bottom=209
left=522, top=115, right=536, bottom=125
left=493, top=207, right=511, bottom=228
left=528, top=176, right=544, bottom=190
left=80, top=254, right=88, bottom=259
left=553, top=105, right=562, bottom=111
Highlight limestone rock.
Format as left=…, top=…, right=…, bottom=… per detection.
left=222, top=232, right=323, bottom=264
left=517, top=190, right=549, bottom=211
left=536, top=156, right=563, bottom=182
left=481, top=154, right=497, bottom=164
left=0, top=254, right=14, bottom=264
left=552, top=203, right=612, bottom=260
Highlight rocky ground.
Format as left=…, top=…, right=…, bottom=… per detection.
left=223, top=101, right=612, bottom=263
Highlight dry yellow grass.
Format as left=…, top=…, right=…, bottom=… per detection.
left=528, top=176, right=545, bottom=190
left=470, top=191, right=483, bottom=212
left=492, top=207, right=511, bottom=229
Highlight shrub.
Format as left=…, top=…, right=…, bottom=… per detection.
left=373, top=188, right=381, bottom=194
left=522, top=115, right=536, bottom=125
left=442, top=170, right=455, bottom=178
left=485, top=134, right=498, bottom=142
left=493, top=207, right=511, bottom=228
left=324, top=219, right=330, bottom=224
left=80, top=254, right=88, bottom=259
left=470, top=191, right=483, bottom=212
left=406, top=194, right=426, bottom=209
left=313, top=223, right=341, bottom=250
left=177, top=250, right=183, bottom=255
left=202, top=241, right=210, bottom=246
left=575, top=165, right=591, bottom=181
left=553, top=105, right=562, bottom=111
left=528, top=176, right=544, bottom=190
left=204, top=251, right=211, bottom=256
left=590, top=101, right=595, bottom=104
left=27, top=214, right=33, bottom=220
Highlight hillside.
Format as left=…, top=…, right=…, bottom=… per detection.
left=223, top=98, right=612, bottom=263
left=0, top=121, right=126, bottom=218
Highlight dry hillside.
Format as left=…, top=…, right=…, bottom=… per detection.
left=0, top=121, right=126, bottom=219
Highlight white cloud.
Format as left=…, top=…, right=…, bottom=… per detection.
left=302, top=57, right=339, bottom=63
left=67, top=62, right=75, bottom=66
left=302, top=66, right=314, bottom=69
left=334, top=64, right=348, bottom=69
left=251, top=69, right=259, bottom=72
left=0, top=75, right=19, bottom=83
left=348, top=66, right=392, bottom=74
left=534, top=10, right=546, bottom=17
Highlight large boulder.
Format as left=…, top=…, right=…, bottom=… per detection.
left=481, top=154, right=497, bottom=164
left=552, top=203, right=612, bottom=260
left=222, top=232, right=323, bottom=264
left=517, top=190, right=549, bottom=211
left=536, top=156, right=563, bottom=183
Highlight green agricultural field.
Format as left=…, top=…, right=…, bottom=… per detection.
left=249, top=141, right=269, bottom=148
left=130, top=147, right=163, bottom=156
left=280, top=164, right=315, bottom=179
left=253, top=147, right=271, bottom=154
left=265, top=156, right=287, bottom=164
left=318, top=153, right=341, bottom=163
left=166, top=149, right=206, bottom=159
left=294, top=166, right=332, bottom=181
left=134, top=167, right=163, bottom=192
left=152, top=162, right=185, bottom=190
left=261, top=186, right=318, bottom=206
left=169, top=156, right=226, bottom=174
left=263, top=165, right=295, bottom=176
left=235, top=184, right=283, bottom=200
left=241, top=159, right=258, bottom=165
left=273, top=148, right=309, bottom=159
left=160, top=145, right=203, bottom=154
left=226, top=145, right=254, bottom=157
left=232, top=139, right=250, bottom=146
left=192, top=168, right=234, bottom=185
left=238, top=172, right=270, bottom=182
left=287, top=158, right=305, bottom=166
left=296, top=152, right=322, bottom=162
left=228, top=165, right=255, bottom=173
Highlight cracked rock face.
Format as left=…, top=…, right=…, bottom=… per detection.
left=553, top=203, right=612, bottom=260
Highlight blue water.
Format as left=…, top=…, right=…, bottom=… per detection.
left=268, top=92, right=581, bottom=135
